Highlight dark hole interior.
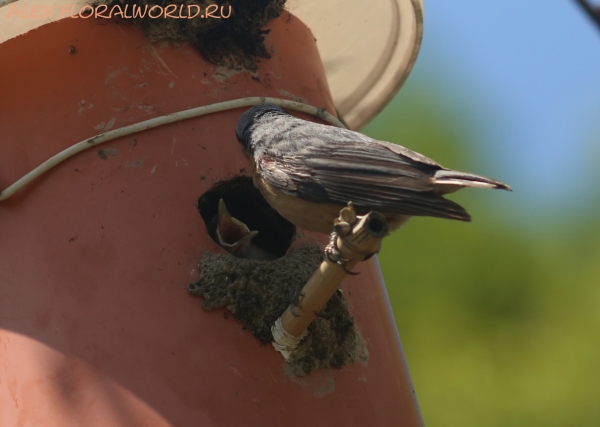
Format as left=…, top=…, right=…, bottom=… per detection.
left=366, top=215, right=388, bottom=237
left=198, top=176, right=296, bottom=258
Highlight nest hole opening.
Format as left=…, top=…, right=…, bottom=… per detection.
left=198, top=176, right=295, bottom=259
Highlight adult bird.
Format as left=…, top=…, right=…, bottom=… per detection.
left=235, top=103, right=510, bottom=264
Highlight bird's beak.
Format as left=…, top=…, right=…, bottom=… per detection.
left=216, top=199, right=259, bottom=253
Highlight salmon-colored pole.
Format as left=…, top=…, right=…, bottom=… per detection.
left=0, top=11, right=424, bottom=427
left=273, top=203, right=389, bottom=357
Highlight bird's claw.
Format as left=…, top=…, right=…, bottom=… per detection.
left=324, top=231, right=359, bottom=275
left=289, top=286, right=305, bottom=317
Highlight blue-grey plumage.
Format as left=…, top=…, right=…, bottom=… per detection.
left=236, top=103, right=511, bottom=234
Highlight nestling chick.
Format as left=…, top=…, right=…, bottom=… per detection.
left=216, top=199, right=258, bottom=255
left=215, top=199, right=277, bottom=261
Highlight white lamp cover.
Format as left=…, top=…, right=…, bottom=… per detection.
left=0, top=0, right=424, bottom=129
left=288, top=0, right=424, bottom=129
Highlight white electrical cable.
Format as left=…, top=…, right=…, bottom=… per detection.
left=0, top=97, right=346, bottom=202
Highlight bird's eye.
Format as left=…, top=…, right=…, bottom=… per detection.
left=197, top=176, right=295, bottom=259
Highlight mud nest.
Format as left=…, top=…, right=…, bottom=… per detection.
left=96, top=0, right=286, bottom=70
left=188, top=244, right=368, bottom=376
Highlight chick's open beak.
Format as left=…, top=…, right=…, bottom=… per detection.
left=216, top=199, right=259, bottom=254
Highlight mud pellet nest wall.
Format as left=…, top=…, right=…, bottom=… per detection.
left=188, top=244, right=369, bottom=376
left=95, top=0, right=286, bottom=69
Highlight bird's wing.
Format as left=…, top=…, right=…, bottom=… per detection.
left=257, top=125, right=471, bottom=221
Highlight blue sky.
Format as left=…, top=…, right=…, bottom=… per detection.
left=398, top=0, right=600, bottom=217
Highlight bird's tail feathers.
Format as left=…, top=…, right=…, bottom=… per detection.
left=434, top=170, right=512, bottom=192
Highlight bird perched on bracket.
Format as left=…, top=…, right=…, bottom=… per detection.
left=236, top=103, right=511, bottom=267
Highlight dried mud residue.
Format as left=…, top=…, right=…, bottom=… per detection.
left=97, top=0, right=286, bottom=70
left=188, top=244, right=368, bottom=376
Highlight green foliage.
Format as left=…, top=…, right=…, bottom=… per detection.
left=362, top=85, right=600, bottom=427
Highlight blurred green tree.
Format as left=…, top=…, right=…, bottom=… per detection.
left=362, top=82, right=600, bottom=427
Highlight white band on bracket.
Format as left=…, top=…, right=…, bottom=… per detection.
left=271, top=317, right=306, bottom=362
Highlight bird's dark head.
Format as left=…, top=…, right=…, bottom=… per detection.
left=236, top=103, right=288, bottom=153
